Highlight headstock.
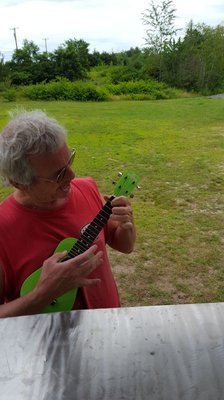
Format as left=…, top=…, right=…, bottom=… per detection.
left=112, top=170, right=141, bottom=197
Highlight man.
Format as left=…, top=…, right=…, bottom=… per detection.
left=0, top=110, right=136, bottom=317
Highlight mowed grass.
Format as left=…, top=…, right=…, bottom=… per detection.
left=1, top=97, right=224, bottom=306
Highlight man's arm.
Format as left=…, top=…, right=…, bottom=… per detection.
left=104, top=195, right=136, bottom=254
left=0, top=245, right=102, bottom=318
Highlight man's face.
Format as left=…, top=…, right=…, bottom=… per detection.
left=25, top=144, right=75, bottom=207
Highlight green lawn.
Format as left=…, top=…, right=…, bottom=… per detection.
left=1, top=97, right=224, bottom=306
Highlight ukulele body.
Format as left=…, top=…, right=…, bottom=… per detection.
left=21, top=238, right=78, bottom=313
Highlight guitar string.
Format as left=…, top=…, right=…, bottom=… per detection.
left=67, top=199, right=113, bottom=257
left=68, top=217, right=110, bottom=256
left=69, top=204, right=112, bottom=256
left=66, top=179, right=136, bottom=258
left=71, top=211, right=109, bottom=251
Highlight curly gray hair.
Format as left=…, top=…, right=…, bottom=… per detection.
left=0, top=110, right=67, bottom=185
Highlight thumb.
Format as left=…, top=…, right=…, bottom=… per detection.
left=104, top=195, right=110, bottom=201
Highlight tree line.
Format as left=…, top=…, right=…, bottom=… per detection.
left=0, top=0, right=224, bottom=95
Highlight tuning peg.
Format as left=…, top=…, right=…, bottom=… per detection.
left=136, top=185, right=141, bottom=190
left=112, top=181, right=116, bottom=185
left=130, top=194, right=134, bottom=198
left=118, top=171, right=123, bottom=177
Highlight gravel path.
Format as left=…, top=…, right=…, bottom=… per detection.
left=208, top=93, right=224, bottom=98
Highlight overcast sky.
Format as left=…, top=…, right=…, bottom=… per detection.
left=0, top=0, right=224, bottom=60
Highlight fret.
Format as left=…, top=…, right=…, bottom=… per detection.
left=81, top=230, right=95, bottom=242
left=95, top=213, right=109, bottom=224
left=80, top=229, right=98, bottom=244
left=68, top=198, right=114, bottom=257
left=68, top=245, right=84, bottom=258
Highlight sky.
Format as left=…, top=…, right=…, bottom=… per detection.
left=0, top=0, right=224, bottom=61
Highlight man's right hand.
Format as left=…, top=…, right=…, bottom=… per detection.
left=0, top=245, right=102, bottom=318
left=36, top=245, right=102, bottom=303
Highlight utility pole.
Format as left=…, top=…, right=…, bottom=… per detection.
left=0, top=52, right=4, bottom=64
left=43, top=38, right=49, bottom=53
left=10, top=27, right=19, bottom=50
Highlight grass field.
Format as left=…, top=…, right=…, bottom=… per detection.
left=1, top=97, right=224, bottom=307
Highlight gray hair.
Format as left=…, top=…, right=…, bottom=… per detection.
left=0, top=109, right=67, bottom=185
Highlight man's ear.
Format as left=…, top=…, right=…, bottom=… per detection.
left=9, top=179, right=28, bottom=190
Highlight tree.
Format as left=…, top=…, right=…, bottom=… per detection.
left=7, top=39, right=40, bottom=84
left=88, top=50, right=101, bottom=67
left=175, top=22, right=224, bottom=93
left=0, top=53, right=5, bottom=81
left=11, top=39, right=39, bottom=65
left=142, top=0, right=179, bottom=53
left=53, top=38, right=90, bottom=81
left=155, top=21, right=224, bottom=94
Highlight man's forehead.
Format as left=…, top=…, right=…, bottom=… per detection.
left=27, top=143, right=68, bottom=159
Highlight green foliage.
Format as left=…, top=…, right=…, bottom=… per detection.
left=87, top=66, right=111, bottom=85
left=0, top=56, right=9, bottom=84
left=1, top=19, right=224, bottom=96
left=2, top=88, right=17, bottom=102
left=0, top=78, right=12, bottom=93
left=10, top=70, right=33, bottom=85
left=17, top=71, right=192, bottom=102
left=89, top=50, right=118, bottom=67
left=157, top=22, right=224, bottom=94
left=53, top=38, right=90, bottom=81
left=142, top=0, right=180, bottom=52
left=20, top=77, right=185, bottom=102
left=106, top=80, right=177, bottom=99
left=22, top=78, right=109, bottom=101
left=8, top=40, right=40, bottom=85
left=11, top=39, right=39, bottom=64
left=5, top=38, right=91, bottom=85
left=88, top=63, right=145, bottom=85
left=109, top=66, right=143, bottom=84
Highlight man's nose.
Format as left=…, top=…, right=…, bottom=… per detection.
left=65, top=166, right=75, bottom=180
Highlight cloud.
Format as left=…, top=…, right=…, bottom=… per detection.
left=2, top=0, right=105, bottom=5
left=1, top=0, right=223, bottom=59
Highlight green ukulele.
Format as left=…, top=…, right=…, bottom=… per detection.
left=20, top=171, right=140, bottom=313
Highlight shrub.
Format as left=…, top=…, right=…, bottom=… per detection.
left=21, top=77, right=181, bottom=102
left=109, top=66, right=141, bottom=84
left=23, top=78, right=109, bottom=101
left=0, top=78, right=12, bottom=93
left=3, top=88, right=17, bottom=102
left=106, top=80, right=178, bottom=99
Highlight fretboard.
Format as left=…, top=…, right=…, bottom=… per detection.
left=67, top=196, right=114, bottom=258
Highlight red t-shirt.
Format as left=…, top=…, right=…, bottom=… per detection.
left=0, top=178, right=120, bottom=309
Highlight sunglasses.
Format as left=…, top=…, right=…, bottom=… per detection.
left=35, top=148, right=76, bottom=184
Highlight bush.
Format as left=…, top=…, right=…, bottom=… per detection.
left=109, top=66, right=141, bottom=84
left=3, top=88, right=17, bottom=102
left=22, top=78, right=109, bottom=101
left=10, top=71, right=33, bottom=85
left=0, top=78, right=12, bottom=93
left=106, top=80, right=178, bottom=99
